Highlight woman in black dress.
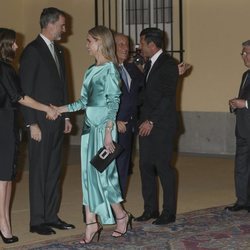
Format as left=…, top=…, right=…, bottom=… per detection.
left=0, top=28, right=58, bottom=244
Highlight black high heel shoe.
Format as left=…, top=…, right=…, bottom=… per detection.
left=112, top=212, right=134, bottom=238
left=80, top=222, right=103, bottom=244
left=0, top=231, right=18, bottom=244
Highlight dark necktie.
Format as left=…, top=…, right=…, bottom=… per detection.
left=143, top=59, right=152, bottom=76
left=119, top=65, right=130, bottom=91
left=143, top=60, right=152, bottom=84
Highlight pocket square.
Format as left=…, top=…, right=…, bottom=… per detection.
left=90, top=142, right=124, bottom=173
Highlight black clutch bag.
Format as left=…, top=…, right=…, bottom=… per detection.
left=90, top=142, right=124, bottom=173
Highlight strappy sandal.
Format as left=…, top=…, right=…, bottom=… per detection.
left=80, top=222, right=103, bottom=244
left=112, top=212, right=134, bottom=238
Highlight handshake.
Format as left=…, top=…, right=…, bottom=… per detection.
left=45, top=104, right=67, bottom=120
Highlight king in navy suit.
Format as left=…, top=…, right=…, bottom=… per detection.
left=19, top=7, right=75, bottom=235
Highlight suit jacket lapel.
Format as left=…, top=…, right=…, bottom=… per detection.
left=147, top=52, right=164, bottom=84
left=239, top=70, right=250, bottom=97
left=124, top=63, right=134, bottom=92
left=36, top=36, right=62, bottom=80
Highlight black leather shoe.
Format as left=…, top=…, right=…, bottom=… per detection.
left=30, top=224, right=56, bottom=235
left=152, top=213, right=176, bottom=225
left=0, top=231, right=18, bottom=244
left=46, top=219, right=75, bottom=230
left=134, top=211, right=159, bottom=222
left=224, top=203, right=247, bottom=212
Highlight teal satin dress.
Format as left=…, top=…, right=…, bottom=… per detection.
left=67, top=62, right=123, bottom=224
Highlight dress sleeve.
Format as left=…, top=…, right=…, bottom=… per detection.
left=105, top=65, right=121, bottom=122
left=67, top=78, right=88, bottom=112
left=0, top=63, right=25, bottom=103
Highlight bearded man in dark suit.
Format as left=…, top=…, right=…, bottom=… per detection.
left=134, top=28, right=179, bottom=225
left=226, top=40, right=250, bottom=213
left=19, top=7, right=75, bottom=235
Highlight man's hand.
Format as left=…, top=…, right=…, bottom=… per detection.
left=64, top=119, right=72, bottom=134
left=50, top=104, right=68, bottom=114
left=178, top=62, right=192, bottom=76
left=229, top=98, right=246, bottom=110
left=46, top=105, right=60, bottom=120
left=117, top=121, right=128, bottom=133
left=139, top=120, right=153, bottom=136
left=30, top=124, right=42, bottom=142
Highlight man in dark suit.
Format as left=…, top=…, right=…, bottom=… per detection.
left=114, top=33, right=144, bottom=198
left=225, top=40, right=250, bottom=213
left=19, top=7, right=75, bottom=235
left=134, top=28, right=179, bottom=225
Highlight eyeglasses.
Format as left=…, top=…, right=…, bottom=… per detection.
left=240, top=51, right=250, bottom=56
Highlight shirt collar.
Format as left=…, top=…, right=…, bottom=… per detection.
left=40, top=34, right=53, bottom=47
left=150, top=49, right=163, bottom=66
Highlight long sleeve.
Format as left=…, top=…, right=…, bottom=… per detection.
left=105, top=69, right=121, bottom=122
left=67, top=80, right=88, bottom=112
left=0, top=61, right=24, bottom=108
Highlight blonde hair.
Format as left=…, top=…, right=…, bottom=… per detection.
left=88, top=26, right=117, bottom=64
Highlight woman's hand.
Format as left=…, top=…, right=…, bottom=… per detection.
left=50, top=104, right=68, bottom=114
left=104, top=128, right=115, bottom=154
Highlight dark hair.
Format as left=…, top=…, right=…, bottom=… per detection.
left=0, top=28, right=16, bottom=61
left=40, top=7, right=65, bottom=29
left=140, top=27, right=164, bottom=49
left=242, top=40, right=250, bottom=47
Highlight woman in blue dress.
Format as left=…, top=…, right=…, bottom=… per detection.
left=57, top=26, right=133, bottom=244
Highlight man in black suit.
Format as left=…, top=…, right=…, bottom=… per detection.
left=225, top=40, right=250, bottom=213
left=114, top=33, right=144, bottom=198
left=134, top=28, right=179, bottom=225
left=19, top=7, right=75, bottom=235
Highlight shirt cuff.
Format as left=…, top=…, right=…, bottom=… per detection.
left=246, top=100, right=248, bottom=109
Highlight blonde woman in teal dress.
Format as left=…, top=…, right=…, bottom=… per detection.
left=56, top=26, right=133, bottom=244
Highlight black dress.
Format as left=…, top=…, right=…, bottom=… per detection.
left=0, top=59, right=24, bottom=180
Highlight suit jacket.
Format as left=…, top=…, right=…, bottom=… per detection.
left=117, top=62, right=144, bottom=128
left=236, top=70, right=250, bottom=137
left=19, top=35, right=68, bottom=128
left=139, top=52, right=179, bottom=129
